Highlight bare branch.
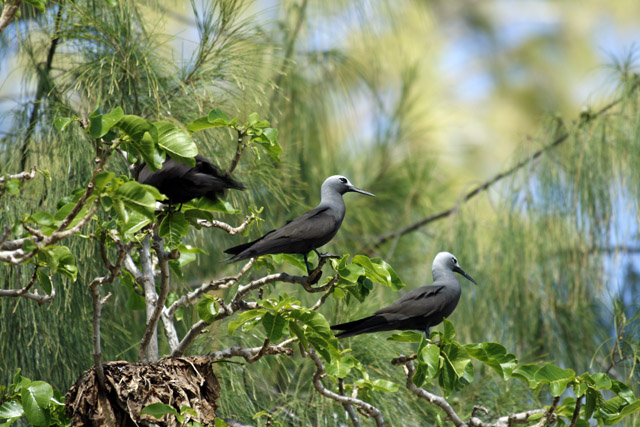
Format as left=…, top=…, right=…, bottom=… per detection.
left=139, top=233, right=171, bottom=362
left=0, top=0, right=22, bottom=35
left=0, top=166, right=37, bottom=184
left=206, top=341, right=294, bottom=363
left=197, top=214, right=257, bottom=235
left=225, top=130, right=247, bottom=176
left=338, top=378, right=362, bottom=427
left=368, top=85, right=639, bottom=252
left=0, top=265, right=55, bottom=304
left=308, top=349, right=385, bottom=427
left=90, top=280, right=110, bottom=390
left=398, top=360, right=466, bottom=426
left=570, top=396, right=582, bottom=427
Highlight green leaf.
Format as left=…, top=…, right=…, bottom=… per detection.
left=54, top=117, right=73, bottom=132
left=326, top=353, right=358, bottom=378
left=215, top=418, right=229, bottom=427
left=603, top=400, right=640, bottom=425
left=154, top=122, right=198, bottom=164
left=6, top=178, right=21, bottom=195
left=21, top=382, right=52, bottom=426
left=534, top=364, right=575, bottom=397
left=337, top=263, right=365, bottom=283
left=36, top=269, right=52, bottom=295
left=287, top=309, right=334, bottom=342
left=512, top=363, right=541, bottom=388
left=368, top=379, right=399, bottom=392
left=0, top=400, right=24, bottom=419
left=115, top=181, right=158, bottom=221
left=38, top=246, right=77, bottom=281
left=247, top=112, right=260, bottom=126
left=28, top=212, right=54, bottom=226
left=188, top=197, right=240, bottom=214
left=386, top=331, right=424, bottom=343
left=228, top=310, right=267, bottom=335
left=24, top=0, right=46, bottom=12
left=187, top=109, right=234, bottom=132
left=464, top=342, right=518, bottom=380
left=251, top=128, right=283, bottom=162
left=261, top=312, right=287, bottom=341
left=351, top=255, right=405, bottom=290
left=89, top=106, right=124, bottom=138
left=585, top=387, right=601, bottom=419
left=197, top=295, right=218, bottom=323
left=610, top=380, right=635, bottom=403
left=94, top=172, right=115, bottom=192
left=159, top=212, right=188, bottom=249
left=417, top=341, right=441, bottom=381
left=140, top=402, right=178, bottom=418
left=288, top=320, right=308, bottom=349
left=442, top=319, right=456, bottom=342
left=115, top=115, right=163, bottom=170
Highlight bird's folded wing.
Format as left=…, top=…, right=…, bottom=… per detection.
left=374, top=285, right=446, bottom=318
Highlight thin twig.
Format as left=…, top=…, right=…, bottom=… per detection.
left=570, top=396, right=582, bottom=427
left=338, top=378, right=362, bottom=427
left=0, top=167, right=37, bottom=184
left=225, top=130, right=247, bottom=176
left=399, top=360, right=466, bottom=426
left=368, top=85, right=639, bottom=251
left=308, top=349, right=385, bottom=427
left=90, top=280, right=110, bottom=390
left=0, top=265, right=55, bottom=304
left=197, top=214, right=257, bottom=235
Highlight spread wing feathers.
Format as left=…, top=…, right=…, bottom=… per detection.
left=331, top=285, right=447, bottom=338
left=224, top=207, right=337, bottom=261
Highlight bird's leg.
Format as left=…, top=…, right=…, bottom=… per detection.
left=313, top=248, right=339, bottom=259
left=304, top=253, right=312, bottom=275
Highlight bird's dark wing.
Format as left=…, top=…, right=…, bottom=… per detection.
left=374, top=285, right=447, bottom=318
left=223, top=206, right=338, bottom=259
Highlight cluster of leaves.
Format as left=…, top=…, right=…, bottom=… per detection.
left=388, top=320, right=640, bottom=425
left=0, top=370, right=68, bottom=427
left=139, top=402, right=230, bottom=427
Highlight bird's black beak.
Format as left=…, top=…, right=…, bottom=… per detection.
left=453, top=265, right=477, bottom=285
left=347, top=185, right=375, bottom=197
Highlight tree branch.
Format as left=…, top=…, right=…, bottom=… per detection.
left=197, top=214, right=257, bottom=235
left=139, top=233, right=171, bottom=362
left=0, top=0, right=22, bottom=34
left=338, top=378, right=362, bottom=427
left=225, top=129, right=247, bottom=176
left=570, top=396, right=582, bottom=427
left=0, top=167, right=37, bottom=184
left=367, top=85, right=639, bottom=251
left=0, top=265, right=55, bottom=304
left=308, top=349, right=385, bottom=427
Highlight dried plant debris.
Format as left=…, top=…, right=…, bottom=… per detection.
left=66, top=357, right=220, bottom=426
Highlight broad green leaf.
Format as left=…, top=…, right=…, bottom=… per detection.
left=288, top=320, right=308, bottom=349
left=386, top=331, right=424, bottom=343
left=140, top=402, right=178, bottom=418
left=159, top=212, right=188, bottom=249
left=28, top=212, right=54, bottom=226
left=337, top=263, right=365, bottom=283
left=287, top=309, right=334, bottom=342
left=228, top=309, right=267, bottom=335
left=442, top=343, right=470, bottom=378
left=54, top=117, right=73, bottom=132
left=121, top=209, right=152, bottom=237
left=5, top=178, right=20, bottom=195
left=115, top=115, right=162, bottom=170
left=585, top=387, right=601, bottom=419
left=534, top=364, right=575, bottom=397
left=39, top=246, right=77, bottom=281
left=21, top=383, right=50, bottom=426
left=197, top=296, right=218, bottom=323
left=251, top=128, right=283, bottom=162
left=36, top=269, right=52, bottom=295
left=215, top=417, right=229, bottom=427
left=24, top=0, right=46, bottom=12
left=0, top=400, right=24, bottom=419
left=442, top=319, right=456, bottom=342
left=247, top=112, right=260, bottom=126
left=610, top=380, right=635, bottom=403
left=603, top=400, right=640, bottom=425
left=94, top=172, right=115, bottom=192
left=154, top=122, right=198, bottom=164
left=326, top=353, right=357, bottom=378
left=89, top=106, right=124, bottom=138
left=115, top=181, right=157, bottom=220
left=464, top=342, right=518, bottom=380
left=512, top=363, right=541, bottom=388
left=351, top=255, right=405, bottom=290
left=368, top=379, right=399, bottom=392
left=187, top=109, right=235, bottom=132
left=189, top=197, right=240, bottom=214
left=418, top=342, right=441, bottom=381
left=262, top=312, right=286, bottom=341
left=588, top=372, right=612, bottom=390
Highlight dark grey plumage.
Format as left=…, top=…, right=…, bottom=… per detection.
left=223, top=175, right=374, bottom=272
left=136, top=154, right=244, bottom=205
left=331, top=252, right=477, bottom=338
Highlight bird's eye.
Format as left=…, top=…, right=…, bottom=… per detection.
left=451, top=257, right=457, bottom=264
left=339, top=177, right=348, bottom=183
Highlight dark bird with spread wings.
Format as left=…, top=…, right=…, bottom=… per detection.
left=331, top=252, right=477, bottom=338
left=136, top=154, right=244, bottom=205
left=223, top=175, right=375, bottom=273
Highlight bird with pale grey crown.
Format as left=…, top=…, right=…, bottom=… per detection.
left=331, top=252, right=477, bottom=338
left=223, top=175, right=375, bottom=274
